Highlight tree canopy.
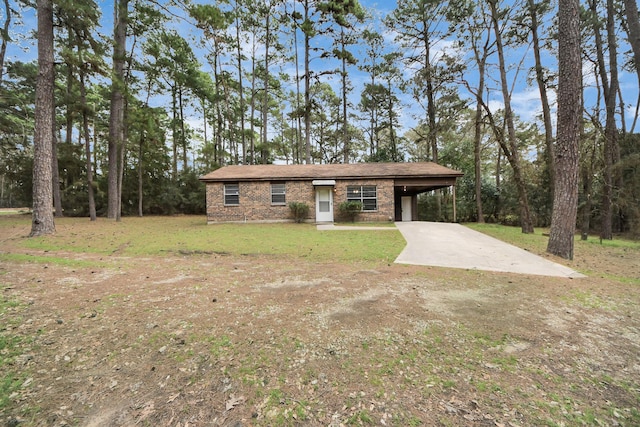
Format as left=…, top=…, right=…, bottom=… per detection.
left=1, top=0, right=638, bottom=246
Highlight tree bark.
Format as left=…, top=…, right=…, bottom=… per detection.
left=303, top=0, right=311, bottom=164
left=107, top=0, right=128, bottom=219
left=261, top=6, right=270, bottom=164
left=527, top=0, right=555, bottom=205
left=79, top=70, right=96, bottom=221
left=601, top=0, right=620, bottom=240
left=213, top=44, right=223, bottom=165
left=117, top=101, right=127, bottom=222
left=0, top=0, right=11, bottom=83
left=171, top=86, right=178, bottom=178
left=547, top=0, right=581, bottom=259
left=341, top=28, right=349, bottom=164
left=580, top=138, right=596, bottom=240
left=623, top=0, right=640, bottom=131
left=30, top=0, right=56, bottom=236
left=488, top=0, right=534, bottom=233
left=179, top=86, right=187, bottom=170
left=235, top=9, right=246, bottom=164
left=138, top=128, right=143, bottom=217
left=472, top=33, right=490, bottom=224
left=51, top=107, right=63, bottom=217
left=623, top=0, right=640, bottom=101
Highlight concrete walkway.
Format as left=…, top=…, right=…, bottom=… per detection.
left=316, top=223, right=397, bottom=231
left=394, top=222, right=584, bottom=278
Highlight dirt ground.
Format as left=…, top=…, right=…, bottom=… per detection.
left=1, top=219, right=639, bottom=426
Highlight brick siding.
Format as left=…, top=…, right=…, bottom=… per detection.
left=205, top=179, right=396, bottom=223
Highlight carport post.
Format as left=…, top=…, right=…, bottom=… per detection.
left=453, top=185, right=457, bottom=223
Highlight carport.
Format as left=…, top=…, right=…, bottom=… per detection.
left=393, top=174, right=461, bottom=222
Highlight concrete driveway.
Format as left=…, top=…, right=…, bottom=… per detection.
left=394, top=222, right=584, bottom=278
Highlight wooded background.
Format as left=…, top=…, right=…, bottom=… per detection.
left=0, top=0, right=638, bottom=239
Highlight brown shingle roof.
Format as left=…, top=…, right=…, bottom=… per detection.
left=199, top=162, right=463, bottom=182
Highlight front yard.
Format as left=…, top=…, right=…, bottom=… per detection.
left=1, top=215, right=639, bottom=426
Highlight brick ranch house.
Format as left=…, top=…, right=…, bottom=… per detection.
left=199, top=162, right=463, bottom=224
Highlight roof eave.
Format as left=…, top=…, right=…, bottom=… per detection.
left=200, top=173, right=464, bottom=183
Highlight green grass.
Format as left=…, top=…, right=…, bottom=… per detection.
left=0, top=209, right=30, bottom=216
left=466, top=222, right=640, bottom=252
left=465, top=222, right=640, bottom=284
left=334, top=221, right=397, bottom=227
left=4, top=216, right=406, bottom=264
left=0, top=253, right=102, bottom=268
left=464, top=223, right=550, bottom=252
left=0, top=293, right=26, bottom=412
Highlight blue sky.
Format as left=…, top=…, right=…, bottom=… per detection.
left=5, top=0, right=639, bottom=139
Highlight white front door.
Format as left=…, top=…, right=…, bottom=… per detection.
left=401, top=196, right=412, bottom=222
left=315, top=187, right=334, bottom=222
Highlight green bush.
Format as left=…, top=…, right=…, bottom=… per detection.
left=339, top=201, right=362, bottom=222
left=288, top=202, right=310, bottom=223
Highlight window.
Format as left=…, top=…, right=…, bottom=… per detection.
left=346, top=185, right=377, bottom=211
left=271, top=183, right=286, bottom=205
left=224, top=183, right=239, bottom=205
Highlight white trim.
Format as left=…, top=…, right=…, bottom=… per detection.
left=312, top=179, right=336, bottom=186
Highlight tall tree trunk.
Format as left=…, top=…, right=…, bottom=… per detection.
left=341, top=29, right=349, bottom=164
left=601, top=0, right=620, bottom=240
left=472, top=30, right=490, bottom=224
left=421, top=17, right=441, bottom=219
left=387, top=79, right=397, bottom=162
left=221, top=74, right=235, bottom=163
left=80, top=71, right=96, bottom=221
left=108, top=0, right=128, bottom=219
left=528, top=0, right=555, bottom=206
left=488, top=0, right=534, bottom=233
left=31, top=0, right=56, bottom=236
left=212, top=39, right=222, bottom=165
left=303, top=0, right=311, bottom=164
left=580, top=138, right=597, bottom=240
left=262, top=5, right=271, bottom=163
left=51, top=108, right=63, bottom=217
left=235, top=10, right=246, bottom=164
left=547, top=0, right=581, bottom=260
left=179, top=86, right=187, bottom=171
left=623, top=0, right=640, bottom=130
left=495, top=147, right=501, bottom=221
left=171, top=85, right=178, bottom=178
left=249, top=16, right=257, bottom=164
left=138, top=127, right=143, bottom=217
left=201, top=98, right=209, bottom=167
left=117, top=101, right=127, bottom=222
left=57, top=29, right=75, bottom=219
left=0, top=0, right=10, bottom=83
left=294, top=21, right=302, bottom=163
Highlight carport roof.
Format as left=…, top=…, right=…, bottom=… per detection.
left=199, top=162, right=463, bottom=182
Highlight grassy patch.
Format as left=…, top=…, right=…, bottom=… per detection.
left=464, top=223, right=550, bottom=252
left=4, top=216, right=405, bottom=264
left=334, top=221, right=396, bottom=227
left=466, top=223, right=640, bottom=253
left=465, top=222, right=639, bottom=284
left=0, top=252, right=101, bottom=268
left=563, top=290, right=616, bottom=310
left=0, top=208, right=30, bottom=216
left=0, top=292, right=26, bottom=413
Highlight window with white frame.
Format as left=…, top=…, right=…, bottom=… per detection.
left=224, top=183, right=239, bottom=205
left=271, top=183, right=286, bottom=205
left=346, top=185, right=377, bottom=211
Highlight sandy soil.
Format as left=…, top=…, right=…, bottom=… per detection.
left=1, top=223, right=639, bottom=426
